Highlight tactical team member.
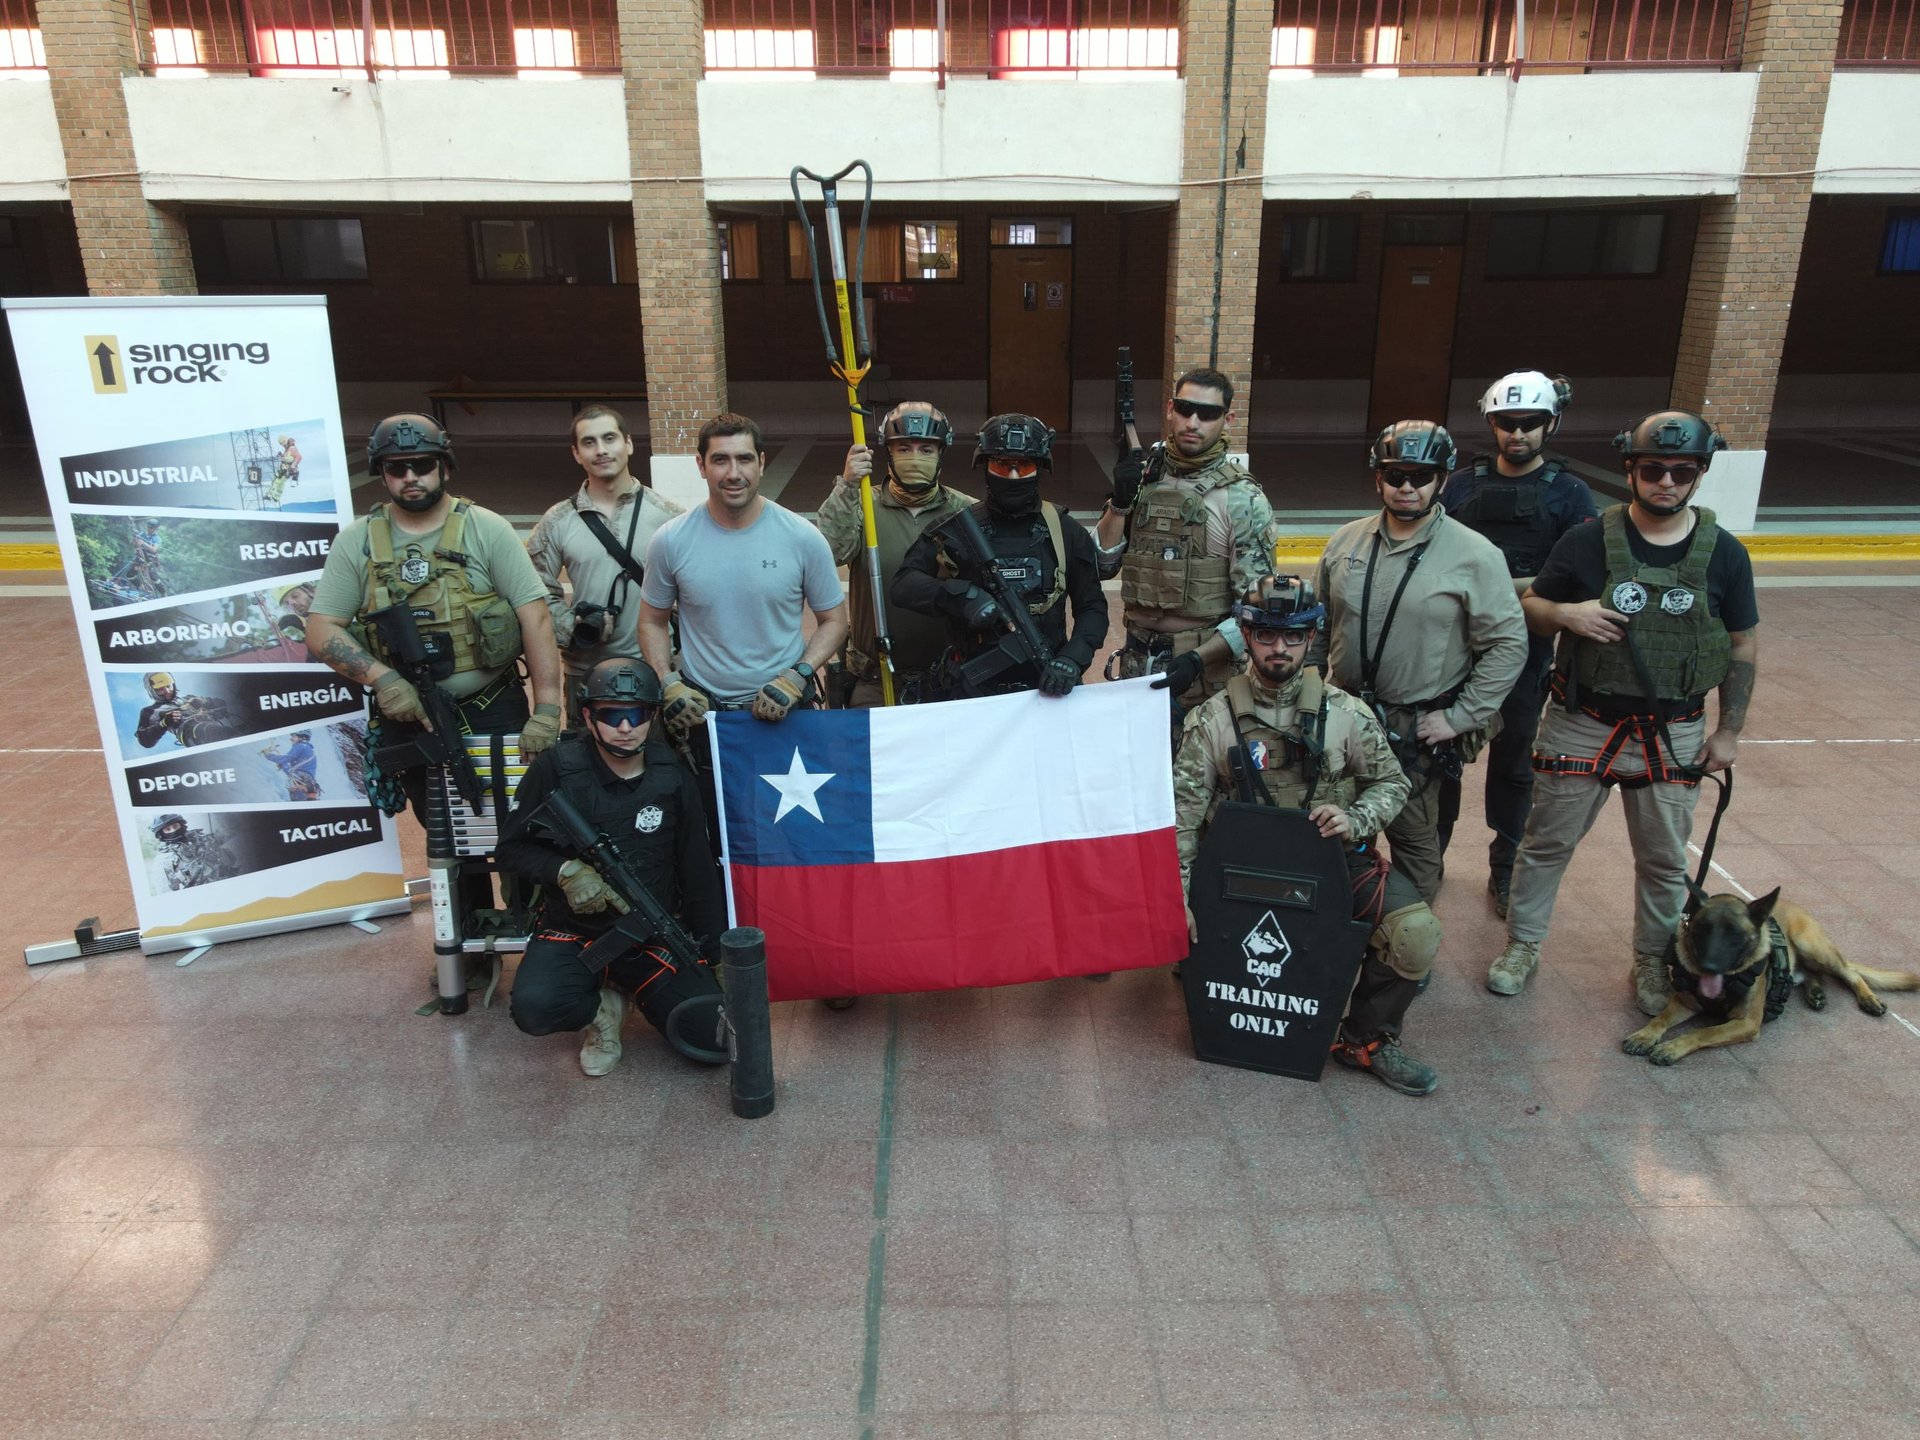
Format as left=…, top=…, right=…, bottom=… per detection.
left=135, top=671, right=238, bottom=749
left=1438, top=371, right=1598, bottom=918
left=1095, top=369, right=1283, bottom=711
left=306, top=415, right=565, bottom=903
left=1486, top=411, right=1758, bottom=1011
left=527, top=405, right=683, bottom=712
left=1174, top=578, right=1443, bottom=1095
left=892, top=414, right=1108, bottom=699
left=497, top=659, right=728, bottom=1077
left=1317, top=422, right=1528, bottom=904
left=637, top=414, right=848, bottom=835
left=151, top=812, right=241, bottom=891
left=820, top=401, right=975, bottom=706
left=262, top=730, right=321, bottom=801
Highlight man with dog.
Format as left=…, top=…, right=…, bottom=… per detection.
left=1174, top=576, right=1444, bottom=1096
left=1315, top=421, right=1529, bottom=905
left=1486, top=409, right=1759, bottom=1014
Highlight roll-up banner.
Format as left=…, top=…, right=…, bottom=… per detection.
left=3, top=296, right=408, bottom=955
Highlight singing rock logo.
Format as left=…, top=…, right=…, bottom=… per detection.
left=1241, top=910, right=1291, bottom=987
left=86, top=334, right=272, bottom=392
left=86, top=335, right=126, bottom=394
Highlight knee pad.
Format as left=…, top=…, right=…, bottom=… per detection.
left=1371, top=902, right=1441, bottom=982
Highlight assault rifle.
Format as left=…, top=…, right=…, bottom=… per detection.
left=933, top=505, right=1056, bottom=695
left=531, top=789, right=706, bottom=979
left=1114, top=345, right=1137, bottom=452
left=364, top=602, right=486, bottom=813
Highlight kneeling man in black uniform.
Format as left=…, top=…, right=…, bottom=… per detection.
left=497, top=658, right=728, bottom=1077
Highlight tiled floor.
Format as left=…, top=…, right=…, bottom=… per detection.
left=3, top=576, right=1920, bottom=1437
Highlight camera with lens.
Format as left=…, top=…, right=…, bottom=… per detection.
left=569, top=600, right=610, bottom=649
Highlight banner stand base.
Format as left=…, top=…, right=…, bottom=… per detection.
left=139, top=897, right=413, bottom=958
left=24, top=915, right=142, bottom=967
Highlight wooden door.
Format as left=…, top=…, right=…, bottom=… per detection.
left=1367, top=243, right=1464, bottom=433
left=989, top=246, right=1073, bottom=430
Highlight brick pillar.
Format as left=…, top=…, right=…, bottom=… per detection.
left=1162, top=0, right=1271, bottom=416
left=38, top=0, right=196, bottom=295
left=1668, top=0, right=1844, bottom=528
left=620, top=0, right=725, bottom=507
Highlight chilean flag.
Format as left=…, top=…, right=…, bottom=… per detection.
left=709, top=679, right=1189, bottom=1001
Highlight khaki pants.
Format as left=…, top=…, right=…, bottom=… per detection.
left=1383, top=780, right=1447, bottom=905
left=1506, top=705, right=1706, bottom=959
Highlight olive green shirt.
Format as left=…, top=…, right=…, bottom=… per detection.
left=816, top=478, right=976, bottom=674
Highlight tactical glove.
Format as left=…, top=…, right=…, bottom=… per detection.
left=961, top=588, right=1004, bottom=632
left=372, top=671, right=428, bottom=725
left=751, top=667, right=811, bottom=723
left=556, top=859, right=631, bottom=916
left=1111, top=448, right=1146, bottom=512
left=661, top=680, right=709, bottom=741
left=1150, top=649, right=1207, bottom=698
left=1038, top=657, right=1082, bottom=698
left=518, top=703, right=563, bottom=757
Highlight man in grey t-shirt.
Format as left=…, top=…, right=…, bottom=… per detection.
left=637, top=413, right=847, bottom=783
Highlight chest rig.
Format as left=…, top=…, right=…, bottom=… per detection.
left=1216, top=670, right=1360, bottom=821
left=1455, top=457, right=1565, bottom=578
left=1562, top=505, right=1730, bottom=702
left=358, top=500, right=521, bottom=678
left=935, top=501, right=1068, bottom=616
left=1120, top=461, right=1244, bottom=615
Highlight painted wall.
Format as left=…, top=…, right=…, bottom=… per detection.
left=0, top=79, right=67, bottom=200
left=121, top=77, right=631, bottom=202
left=1262, top=73, right=1759, bottom=199
left=1815, top=75, right=1920, bottom=196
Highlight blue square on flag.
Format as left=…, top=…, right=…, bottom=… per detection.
left=712, top=709, right=874, bottom=867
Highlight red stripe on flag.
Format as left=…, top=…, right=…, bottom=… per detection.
left=730, top=828, right=1189, bottom=1001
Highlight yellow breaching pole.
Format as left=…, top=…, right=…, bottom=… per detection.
left=790, top=160, right=895, bottom=705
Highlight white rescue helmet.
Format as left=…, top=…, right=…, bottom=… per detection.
left=1478, top=371, right=1571, bottom=433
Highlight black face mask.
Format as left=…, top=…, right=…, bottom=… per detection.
left=987, top=477, right=1041, bottom=518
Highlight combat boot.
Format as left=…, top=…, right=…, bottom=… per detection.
left=1630, top=954, right=1672, bottom=1017
left=1486, top=938, right=1541, bottom=996
left=1486, top=872, right=1511, bottom=920
left=580, top=988, right=628, bottom=1077
left=1329, top=1034, right=1439, bottom=1097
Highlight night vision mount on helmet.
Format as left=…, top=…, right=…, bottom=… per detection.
left=367, top=413, right=455, bottom=475
left=1369, top=420, right=1457, bottom=476
left=1232, top=576, right=1326, bottom=635
left=880, top=401, right=955, bottom=449
left=1614, top=410, right=1727, bottom=463
left=974, top=413, right=1055, bottom=469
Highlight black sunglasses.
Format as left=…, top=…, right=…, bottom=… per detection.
left=381, top=457, right=440, bottom=479
left=1380, top=467, right=1440, bottom=489
left=1491, top=414, right=1551, bottom=433
left=590, top=704, right=655, bottom=728
left=1631, top=460, right=1702, bottom=485
left=1170, top=398, right=1227, bottom=422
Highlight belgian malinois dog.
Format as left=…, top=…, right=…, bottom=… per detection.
left=1623, top=883, right=1920, bottom=1066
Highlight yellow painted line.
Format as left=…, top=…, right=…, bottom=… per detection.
left=1275, top=533, right=1920, bottom=567
left=0, top=544, right=61, bottom=570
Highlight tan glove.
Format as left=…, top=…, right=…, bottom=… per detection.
left=556, top=860, right=631, bottom=916
left=751, top=667, right=810, bottom=723
left=372, top=671, right=428, bottom=726
left=661, top=680, right=709, bottom=741
left=518, top=703, right=563, bottom=756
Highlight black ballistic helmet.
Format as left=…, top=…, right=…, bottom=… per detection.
left=1233, top=575, right=1327, bottom=634
left=577, top=658, right=664, bottom=713
left=880, top=401, right=955, bottom=449
left=151, top=812, right=188, bottom=841
left=367, top=413, right=456, bottom=476
left=1369, top=420, right=1457, bottom=477
left=1613, top=410, right=1727, bottom=464
left=973, top=413, right=1055, bottom=470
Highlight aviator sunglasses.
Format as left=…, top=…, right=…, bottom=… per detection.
left=1170, top=398, right=1227, bottom=422
left=1631, top=460, right=1703, bottom=486
left=590, top=704, right=655, bottom=729
left=381, top=457, right=440, bottom=479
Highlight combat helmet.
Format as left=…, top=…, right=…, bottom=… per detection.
left=1369, top=420, right=1457, bottom=476
left=973, top=413, right=1055, bottom=471
left=1479, top=371, right=1572, bottom=431
left=1233, top=575, right=1327, bottom=636
left=1613, top=410, right=1727, bottom=464
left=151, top=812, right=189, bottom=843
left=880, top=401, right=955, bottom=450
left=367, top=413, right=455, bottom=476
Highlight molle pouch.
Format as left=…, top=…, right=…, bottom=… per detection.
left=420, top=630, right=457, bottom=683
left=470, top=593, right=522, bottom=670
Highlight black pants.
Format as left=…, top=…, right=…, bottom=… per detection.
left=510, top=924, right=721, bottom=1041
left=1342, top=849, right=1428, bottom=1044
left=391, top=678, right=529, bottom=919
left=1435, top=645, right=1552, bottom=879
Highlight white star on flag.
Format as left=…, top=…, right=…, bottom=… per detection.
left=760, top=748, right=834, bottom=823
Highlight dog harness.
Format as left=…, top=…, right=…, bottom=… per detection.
left=1665, top=915, right=1794, bottom=1023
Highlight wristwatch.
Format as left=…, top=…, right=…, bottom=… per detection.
left=792, top=661, right=815, bottom=681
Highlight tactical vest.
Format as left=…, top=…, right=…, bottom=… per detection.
left=1455, top=457, right=1565, bottom=578
left=546, top=733, right=693, bottom=926
left=1562, top=505, right=1731, bottom=702
left=935, top=501, right=1068, bottom=616
left=1120, top=462, right=1242, bottom=616
left=1216, top=670, right=1360, bottom=820
left=358, top=500, right=522, bottom=677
